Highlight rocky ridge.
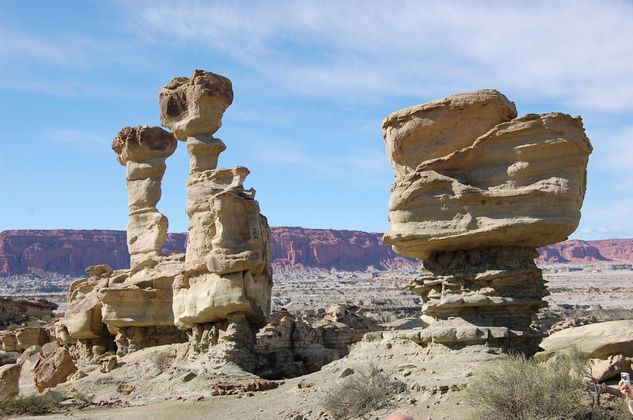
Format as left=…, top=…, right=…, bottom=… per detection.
left=2, top=229, right=632, bottom=279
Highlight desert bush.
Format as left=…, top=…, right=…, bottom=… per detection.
left=0, top=390, right=66, bottom=415
left=466, top=353, right=585, bottom=419
left=319, top=364, right=406, bottom=419
left=466, top=351, right=631, bottom=420
left=150, top=351, right=173, bottom=371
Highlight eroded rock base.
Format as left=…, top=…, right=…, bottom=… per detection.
left=184, top=312, right=257, bottom=372
left=409, top=246, right=548, bottom=354
left=115, top=326, right=188, bottom=357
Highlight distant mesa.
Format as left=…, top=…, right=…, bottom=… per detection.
left=0, top=228, right=630, bottom=278
left=0, top=227, right=417, bottom=277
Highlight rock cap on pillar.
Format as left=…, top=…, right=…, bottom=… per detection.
left=159, top=69, right=233, bottom=140
left=112, top=126, right=177, bottom=165
left=382, top=89, right=593, bottom=260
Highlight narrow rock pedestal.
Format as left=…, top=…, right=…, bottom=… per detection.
left=160, top=70, right=272, bottom=368
left=410, top=247, right=547, bottom=353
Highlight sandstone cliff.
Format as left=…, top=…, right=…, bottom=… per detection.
left=1, top=229, right=632, bottom=277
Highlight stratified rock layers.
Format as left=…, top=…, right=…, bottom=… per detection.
left=57, top=70, right=271, bottom=369
left=112, top=126, right=177, bottom=269
left=383, top=90, right=592, bottom=352
left=159, top=70, right=272, bottom=340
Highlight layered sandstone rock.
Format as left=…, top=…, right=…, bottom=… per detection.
left=382, top=90, right=592, bottom=352
left=0, top=297, right=57, bottom=324
left=160, top=70, right=272, bottom=353
left=112, top=126, right=177, bottom=270
left=0, top=327, right=51, bottom=353
left=59, top=126, right=186, bottom=358
left=537, top=320, right=633, bottom=381
left=52, top=70, right=270, bottom=372
left=255, top=304, right=380, bottom=378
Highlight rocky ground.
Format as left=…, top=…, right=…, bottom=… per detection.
left=1, top=262, right=632, bottom=419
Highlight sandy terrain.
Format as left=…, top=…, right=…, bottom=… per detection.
left=3, top=262, right=632, bottom=419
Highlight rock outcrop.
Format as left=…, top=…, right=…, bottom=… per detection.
left=382, top=90, right=592, bottom=353
left=255, top=304, right=381, bottom=378
left=112, top=126, right=177, bottom=270
left=54, top=70, right=271, bottom=373
left=0, top=326, right=52, bottom=352
left=0, top=296, right=57, bottom=325
left=537, top=320, right=633, bottom=381
left=159, top=70, right=272, bottom=368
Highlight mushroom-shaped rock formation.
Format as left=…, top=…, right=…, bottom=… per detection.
left=159, top=69, right=233, bottom=141
left=112, top=126, right=177, bottom=270
left=58, top=70, right=271, bottom=372
left=160, top=70, right=272, bottom=369
left=382, top=90, right=592, bottom=353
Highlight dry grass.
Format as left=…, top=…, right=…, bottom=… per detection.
left=466, top=351, right=631, bottom=420
left=319, top=364, right=406, bottom=419
left=0, top=390, right=66, bottom=415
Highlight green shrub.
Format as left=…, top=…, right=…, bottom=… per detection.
left=0, top=390, right=66, bottom=415
left=320, top=364, right=406, bottom=419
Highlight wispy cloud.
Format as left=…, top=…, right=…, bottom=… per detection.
left=123, top=0, right=633, bottom=112
left=588, top=124, right=633, bottom=192
left=251, top=140, right=392, bottom=188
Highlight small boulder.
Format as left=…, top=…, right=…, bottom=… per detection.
left=34, top=347, right=77, bottom=392
left=538, top=320, right=633, bottom=360
left=0, top=363, right=21, bottom=400
left=99, top=355, right=118, bottom=373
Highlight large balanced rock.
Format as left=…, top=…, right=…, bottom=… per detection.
left=57, top=70, right=270, bottom=372
left=382, top=90, right=592, bottom=353
left=159, top=69, right=233, bottom=141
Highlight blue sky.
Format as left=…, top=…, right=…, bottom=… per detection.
left=1, top=0, right=632, bottom=239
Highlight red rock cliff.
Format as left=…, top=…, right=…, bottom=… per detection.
left=0, top=228, right=416, bottom=276
left=1, top=229, right=631, bottom=277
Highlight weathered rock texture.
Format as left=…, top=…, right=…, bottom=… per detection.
left=54, top=70, right=271, bottom=373
left=160, top=70, right=272, bottom=346
left=0, top=296, right=57, bottom=325
left=537, top=320, right=633, bottom=381
left=255, top=304, right=381, bottom=378
left=0, top=326, right=53, bottom=352
left=0, top=363, right=20, bottom=400
left=112, top=126, right=177, bottom=270
left=383, top=90, right=592, bottom=352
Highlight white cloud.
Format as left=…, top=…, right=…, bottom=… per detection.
left=587, top=124, right=633, bottom=191
left=250, top=140, right=392, bottom=188
left=123, top=0, right=633, bottom=111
